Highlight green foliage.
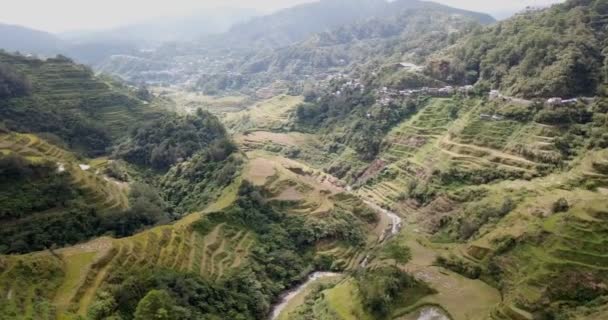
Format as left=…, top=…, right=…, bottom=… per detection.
left=134, top=290, right=188, bottom=320
left=116, top=110, right=231, bottom=170
left=438, top=0, right=608, bottom=97
left=379, top=238, right=412, bottom=264
left=105, top=160, right=129, bottom=182
left=88, top=291, right=118, bottom=320
left=496, top=103, right=536, bottom=121
left=0, top=255, right=64, bottom=319
left=546, top=270, right=608, bottom=303
left=0, top=62, right=31, bottom=98
left=160, top=148, right=241, bottom=215
left=534, top=104, right=593, bottom=126
left=406, top=180, right=437, bottom=205
left=457, top=197, right=517, bottom=240
left=435, top=254, right=482, bottom=279
left=439, top=166, right=527, bottom=186
left=355, top=266, right=428, bottom=318
left=552, top=197, right=570, bottom=213
left=295, top=82, right=425, bottom=161
left=0, top=154, right=76, bottom=220
left=0, top=181, right=170, bottom=254
left=1, top=103, right=113, bottom=157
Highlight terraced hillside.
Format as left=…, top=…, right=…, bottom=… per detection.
left=0, top=52, right=164, bottom=153
left=356, top=97, right=568, bottom=210
left=436, top=148, right=608, bottom=320
left=233, top=89, right=608, bottom=319
left=0, top=131, right=129, bottom=212
left=0, top=131, right=132, bottom=254
left=350, top=93, right=608, bottom=318
left=244, top=152, right=385, bottom=271
left=0, top=147, right=387, bottom=319
left=0, top=177, right=242, bottom=320
left=223, top=94, right=303, bottom=133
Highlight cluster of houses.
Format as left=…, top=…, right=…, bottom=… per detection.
left=546, top=97, right=581, bottom=106
left=490, top=89, right=590, bottom=106
left=331, top=77, right=366, bottom=96
left=329, top=73, right=594, bottom=110
left=377, top=85, right=475, bottom=106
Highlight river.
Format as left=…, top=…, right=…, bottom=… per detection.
left=269, top=199, right=403, bottom=319
left=363, top=200, right=402, bottom=241
left=269, top=272, right=342, bottom=320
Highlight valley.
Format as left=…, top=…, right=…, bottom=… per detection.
left=1, top=0, right=608, bottom=319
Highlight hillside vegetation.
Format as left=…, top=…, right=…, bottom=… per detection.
left=207, top=1, right=608, bottom=318
left=98, top=0, right=494, bottom=95
left=0, top=52, right=164, bottom=156
left=428, top=0, right=608, bottom=98
left=0, top=148, right=388, bottom=319
left=3, top=0, right=608, bottom=319
left=0, top=53, right=240, bottom=255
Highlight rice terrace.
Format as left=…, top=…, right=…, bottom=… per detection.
left=1, top=0, right=608, bottom=319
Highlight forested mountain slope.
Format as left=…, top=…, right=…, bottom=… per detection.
left=97, top=0, right=494, bottom=92
left=195, top=6, right=487, bottom=94
left=202, top=0, right=494, bottom=50
left=427, top=0, right=608, bottom=98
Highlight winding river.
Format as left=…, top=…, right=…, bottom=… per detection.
left=269, top=199, right=403, bottom=319
left=269, top=272, right=342, bottom=320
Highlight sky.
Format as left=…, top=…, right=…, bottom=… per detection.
left=0, top=0, right=565, bottom=33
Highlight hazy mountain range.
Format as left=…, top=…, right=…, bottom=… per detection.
left=0, top=7, right=258, bottom=64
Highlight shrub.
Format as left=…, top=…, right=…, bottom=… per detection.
left=355, top=266, right=425, bottom=318
left=0, top=63, right=31, bottom=99
left=406, top=180, right=437, bottom=205
left=105, top=161, right=129, bottom=182
left=552, top=198, right=569, bottom=213
left=435, top=255, right=482, bottom=279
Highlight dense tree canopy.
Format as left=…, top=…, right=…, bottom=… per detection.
left=431, top=0, right=608, bottom=98
left=116, top=110, right=231, bottom=170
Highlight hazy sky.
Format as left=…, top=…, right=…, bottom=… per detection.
left=0, top=0, right=565, bottom=33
